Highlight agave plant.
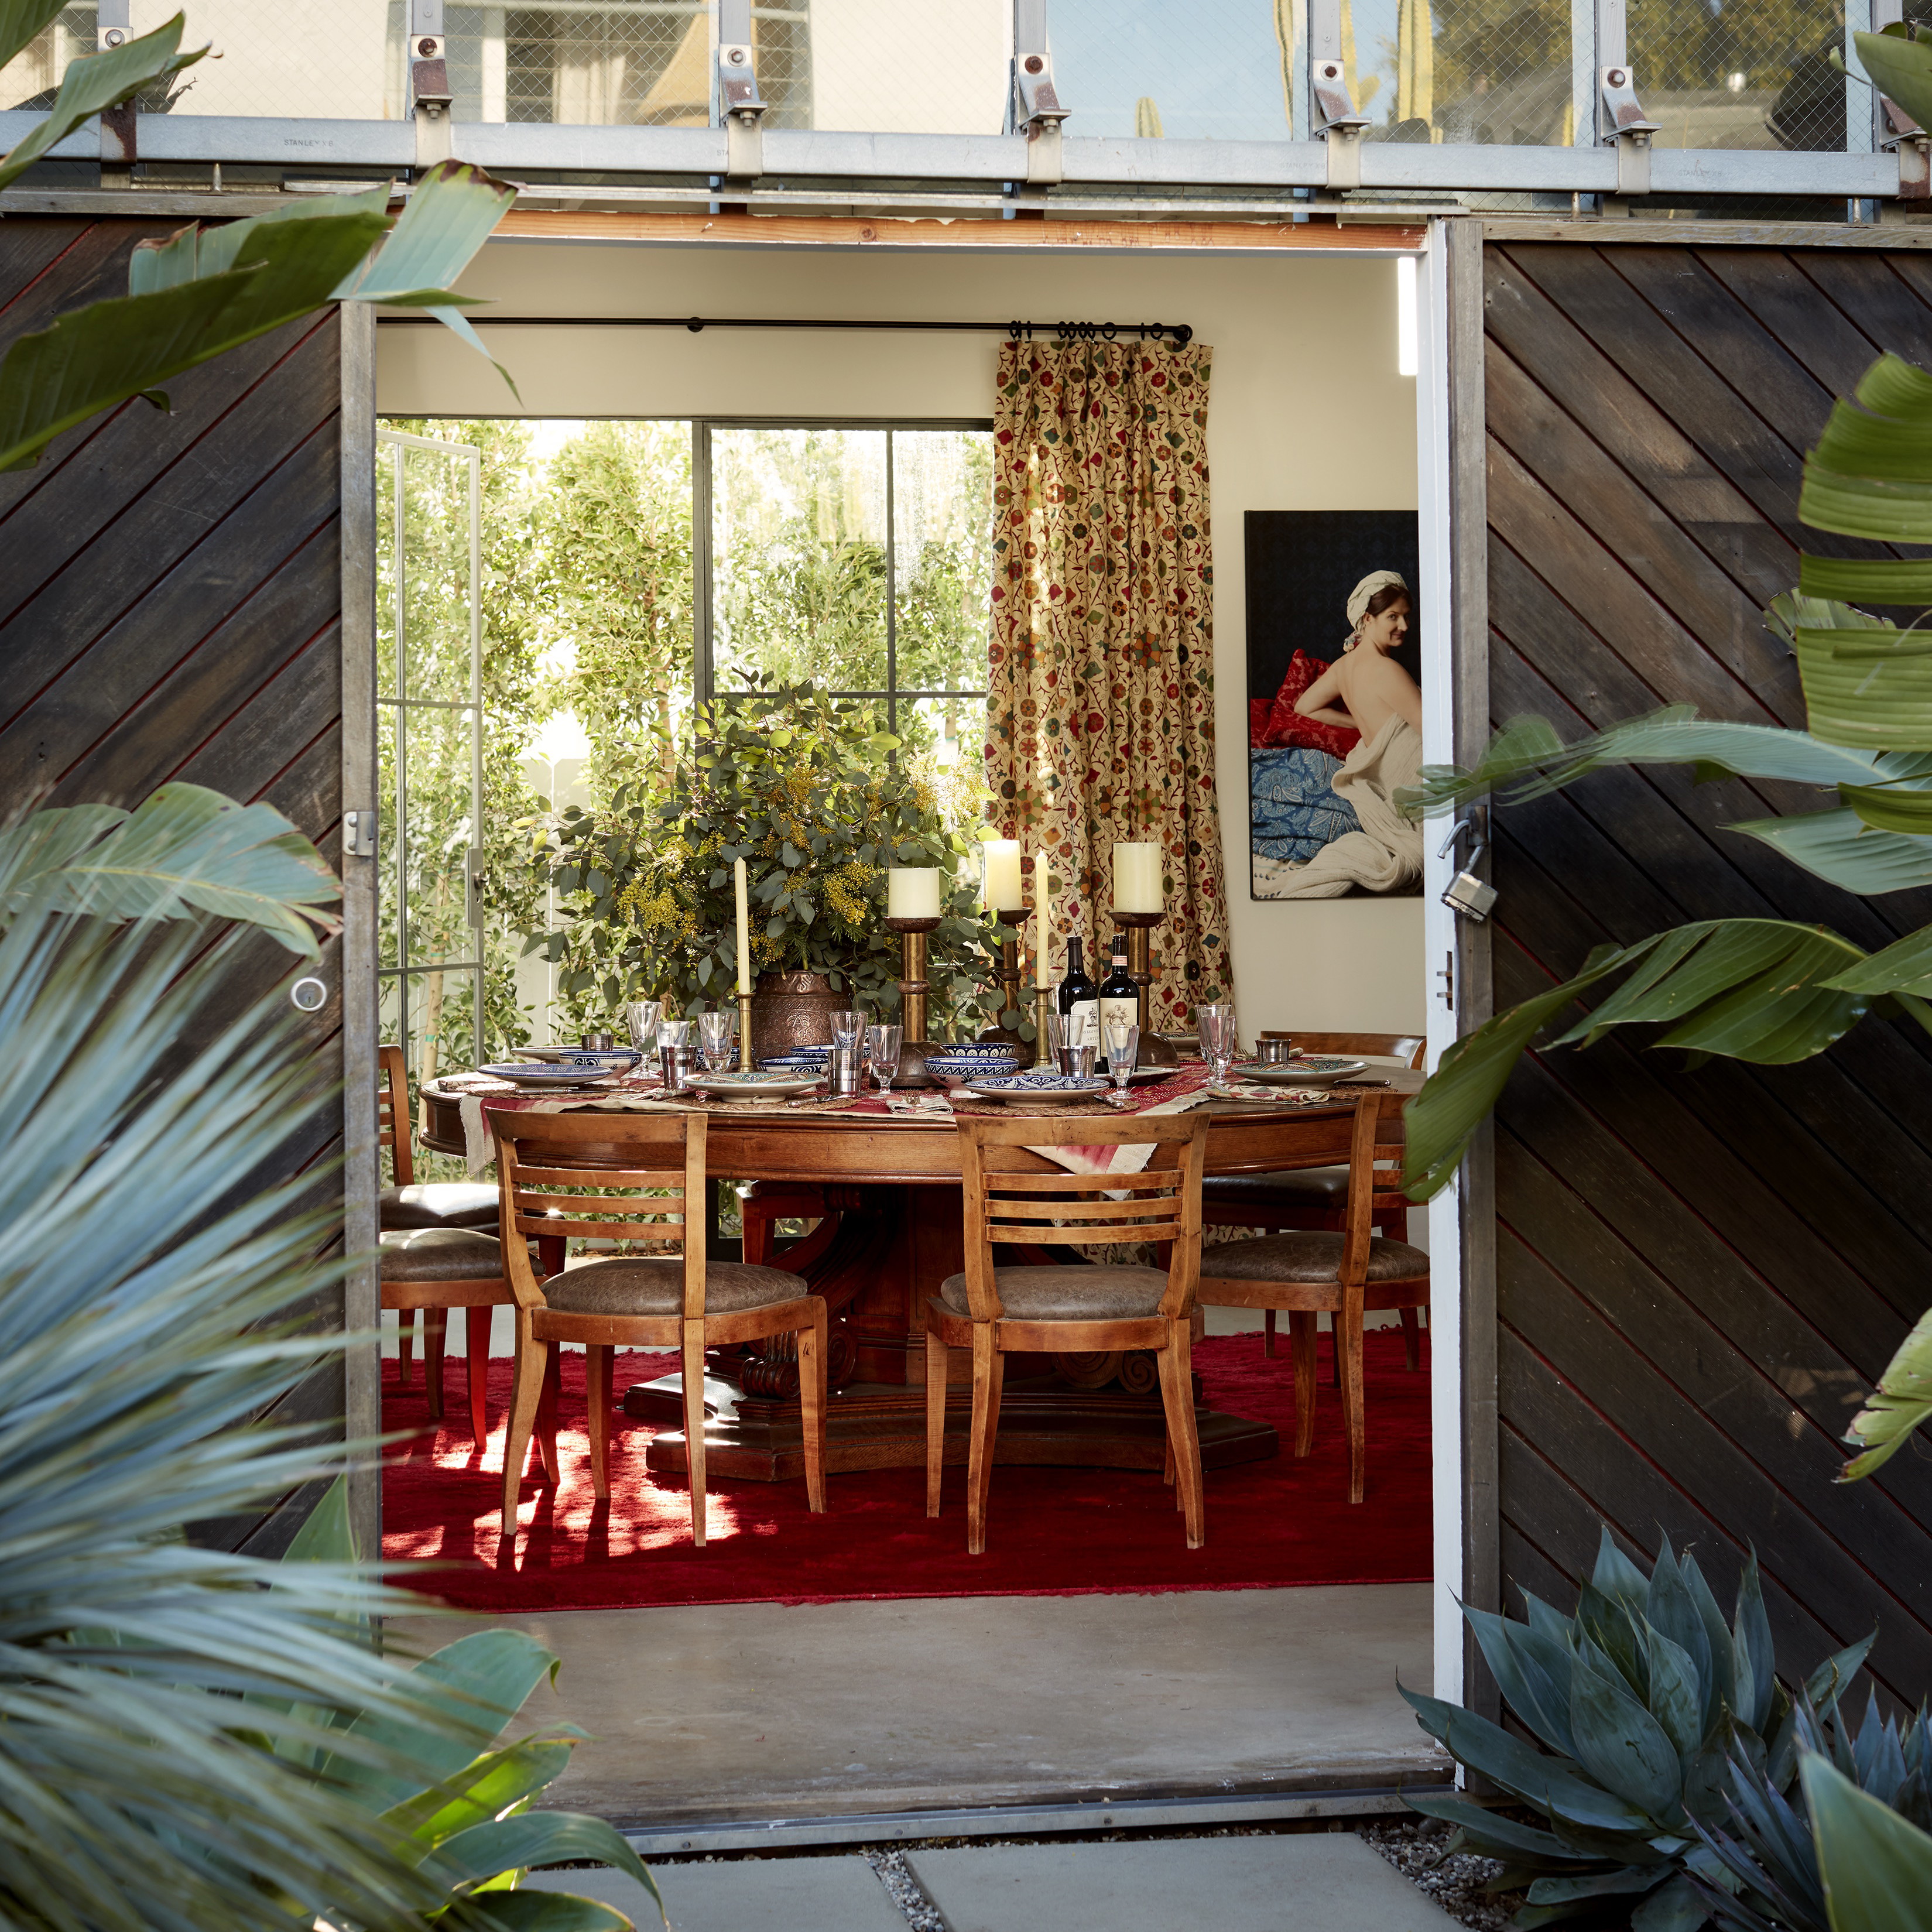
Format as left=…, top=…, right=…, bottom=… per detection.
left=0, top=785, right=658, bottom=1928
left=1690, top=1679, right=1932, bottom=1932
left=1402, top=1530, right=1875, bottom=1931
left=0, top=0, right=518, bottom=477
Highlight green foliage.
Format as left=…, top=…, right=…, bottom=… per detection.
left=1803, top=1755, right=1932, bottom=1932
left=533, top=683, right=1002, bottom=1033
left=0, top=159, right=512, bottom=473
left=0, top=789, right=660, bottom=1927
left=0, top=6, right=205, bottom=192
left=1403, top=1530, right=1875, bottom=1931
left=1856, top=25, right=1932, bottom=152
left=1839, top=1308, right=1932, bottom=1481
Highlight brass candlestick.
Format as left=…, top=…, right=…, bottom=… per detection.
left=883, top=914, right=941, bottom=1087
left=975, top=908, right=1034, bottom=1066
left=1109, top=907, right=1178, bottom=1066
left=737, top=990, right=755, bottom=1073
left=1034, top=984, right=1056, bottom=1064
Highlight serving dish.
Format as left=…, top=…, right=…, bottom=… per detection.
left=960, top=1073, right=1112, bottom=1105
left=1232, top=1056, right=1368, bottom=1088
left=478, top=1063, right=618, bottom=1091
left=684, top=1070, right=821, bottom=1101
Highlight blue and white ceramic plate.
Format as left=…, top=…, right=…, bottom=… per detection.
left=960, top=1073, right=1112, bottom=1105
left=923, top=1044, right=1025, bottom=1083
left=685, top=1070, right=820, bottom=1101
left=759, top=1047, right=832, bottom=1071
left=479, top=1063, right=617, bottom=1090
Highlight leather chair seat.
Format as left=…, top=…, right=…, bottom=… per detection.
left=1201, top=1231, right=1429, bottom=1285
left=379, top=1228, right=503, bottom=1282
left=1201, top=1166, right=1349, bottom=1210
left=543, top=1256, right=808, bottom=1317
left=380, top=1181, right=500, bottom=1231
left=938, top=1265, right=1169, bottom=1322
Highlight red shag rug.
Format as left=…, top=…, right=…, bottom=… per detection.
left=379, top=1332, right=1431, bottom=1614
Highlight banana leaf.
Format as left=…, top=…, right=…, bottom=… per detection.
left=0, top=0, right=70, bottom=67
left=1839, top=1307, right=1932, bottom=1480
left=1803, top=1755, right=1932, bottom=1932
left=0, top=13, right=206, bottom=193
left=461, top=1895, right=633, bottom=1932
left=1856, top=25, right=1932, bottom=139
left=1403, top=922, right=1877, bottom=1201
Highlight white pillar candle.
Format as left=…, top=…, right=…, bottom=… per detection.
left=1033, top=851, right=1051, bottom=988
left=734, top=857, right=752, bottom=995
left=1113, top=841, right=1163, bottom=914
left=887, top=866, right=941, bottom=919
left=982, top=838, right=1022, bottom=912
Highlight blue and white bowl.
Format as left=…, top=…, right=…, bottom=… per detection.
left=759, top=1046, right=832, bottom=1072
left=922, top=1042, right=1025, bottom=1084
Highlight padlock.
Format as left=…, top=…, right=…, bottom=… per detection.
left=1443, top=854, right=1498, bottom=922
left=1438, top=812, right=1498, bottom=922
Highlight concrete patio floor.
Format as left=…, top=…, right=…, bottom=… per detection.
left=389, top=1582, right=1444, bottom=1828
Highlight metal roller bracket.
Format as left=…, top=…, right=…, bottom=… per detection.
left=1013, top=50, right=1069, bottom=185
left=718, top=43, right=766, bottom=180
left=1311, top=60, right=1370, bottom=191
left=1600, top=66, right=1660, bottom=196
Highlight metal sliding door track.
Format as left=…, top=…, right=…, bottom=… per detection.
left=619, top=1783, right=1454, bottom=1857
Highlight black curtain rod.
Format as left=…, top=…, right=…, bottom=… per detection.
left=378, top=315, right=1194, bottom=347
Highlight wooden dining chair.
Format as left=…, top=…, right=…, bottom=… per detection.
left=376, top=1043, right=512, bottom=1443
left=378, top=1042, right=503, bottom=1396
left=926, top=1112, right=1212, bottom=1555
left=494, top=1108, right=829, bottom=1548
left=1202, top=1030, right=1428, bottom=1373
left=1197, top=1094, right=1428, bottom=1503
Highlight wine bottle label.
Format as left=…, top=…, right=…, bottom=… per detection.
left=1099, top=995, right=1138, bottom=1040
left=1067, top=999, right=1099, bottom=1052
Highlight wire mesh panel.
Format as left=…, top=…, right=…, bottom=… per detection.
left=1356, top=0, right=1576, bottom=145
left=126, top=0, right=395, bottom=117
left=1048, top=0, right=1297, bottom=140
left=808, top=0, right=1009, bottom=134
left=1629, top=0, right=1851, bottom=149
left=433, top=1, right=809, bottom=125
left=0, top=2, right=92, bottom=110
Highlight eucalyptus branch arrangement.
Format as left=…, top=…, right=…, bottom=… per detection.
left=528, top=683, right=1002, bottom=1033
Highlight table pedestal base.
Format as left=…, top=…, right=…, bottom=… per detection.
left=622, top=1372, right=1278, bottom=1482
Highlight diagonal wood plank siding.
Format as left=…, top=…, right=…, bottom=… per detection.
left=1483, top=241, right=1932, bottom=1707
left=0, top=218, right=345, bottom=1555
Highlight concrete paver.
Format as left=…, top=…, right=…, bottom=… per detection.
left=526, top=1854, right=906, bottom=1931
left=905, top=1834, right=1458, bottom=1931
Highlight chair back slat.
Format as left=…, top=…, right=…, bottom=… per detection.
left=954, top=1112, right=1209, bottom=1323
left=1259, top=1029, right=1426, bottom=1071
left=378, top=1043, right=413, bottom=1188
left=492, top=1109, right=709, bottom=1320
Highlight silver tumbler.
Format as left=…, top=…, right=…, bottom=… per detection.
left=659, top=1044, right=695, bottom=1092
left=827, top=1043, right=861, bottom=1097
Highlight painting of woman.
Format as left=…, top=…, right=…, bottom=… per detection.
left=1252, top=570, right=1425, bottom=899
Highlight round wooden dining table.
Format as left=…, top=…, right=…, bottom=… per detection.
left=419, top=1072, right=1421, bottom=1483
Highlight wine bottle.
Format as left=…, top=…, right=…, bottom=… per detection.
left=1057, top=935, right=1098, bottom=1057
left=1097, top=932, right=1138, bottom=1070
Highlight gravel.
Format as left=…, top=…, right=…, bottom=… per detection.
left=1359, top=1818, right=1524, bottom=1930
left=860, top=1848, right=946, bottom=1930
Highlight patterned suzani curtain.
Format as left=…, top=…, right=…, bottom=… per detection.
left=984, top=340, right=1231, bottom=1029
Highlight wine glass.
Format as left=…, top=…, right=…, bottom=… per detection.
left=622, top=1000, right=663, bottom=1051
left=1197, top=1002, right=1238, bottom=1085
left=868, top=1022, right=902, bottom=1092
left=1105, top=1016, right=1139, bottom=1101
left=697, top=1008, right=736, bottom=1073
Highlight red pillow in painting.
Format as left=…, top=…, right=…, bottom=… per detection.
left=1248, top=699, right=1275, bottom=747
left=1261, top=651, right=1361, bottom=761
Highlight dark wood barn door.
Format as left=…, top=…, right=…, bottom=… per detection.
left=1477, top=236, right=1932, bottom=1706
left=0, top=214, right=365, bottom=1554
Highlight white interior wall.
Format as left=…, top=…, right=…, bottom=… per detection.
left=378, top=239, right=1424, bottom=1037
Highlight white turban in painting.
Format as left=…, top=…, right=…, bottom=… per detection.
left=1344, top=570, right=1409, bottom=650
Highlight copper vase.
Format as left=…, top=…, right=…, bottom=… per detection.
left=747, top=970, right=844, bottom=1060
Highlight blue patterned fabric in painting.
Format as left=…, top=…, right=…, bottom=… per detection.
left=1250, top=746, right=1361, bottom=864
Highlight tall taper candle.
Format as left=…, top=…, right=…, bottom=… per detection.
left=982, top=838, right=1022, bottom=912
left=734, top=857, right=752, bottom=995
left=1033, top=851, right=1050, bottom=988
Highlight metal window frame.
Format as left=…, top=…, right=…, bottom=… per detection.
left=695, top=416, right=995, bottom=734
left=375, top=427, right=487, bottom=1086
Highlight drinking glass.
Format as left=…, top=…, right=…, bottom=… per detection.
left=623, top=1000, right=663, bottom=1050
left=1197, top=1002, right=1238, bottom=1084
left=830, top=1009, right=864, bottom=1051
left=1105, top=1017, right=1139, bottom=1099
left=868, top=1022, right=902, bottom=1092
left=656, top=1018, right=694, bottom=1091
left=697, top=1009, right=736, bottom=1073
